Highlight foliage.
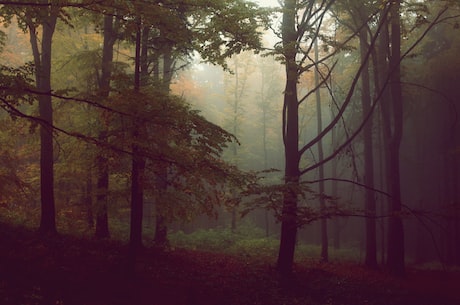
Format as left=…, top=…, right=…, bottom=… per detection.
left=239, top=169, right=350, bottom=228
left=0, top=63, right=36, bottom=111
left=171, top=228, right=236, bottom=251
left=0, top=0, right=269, bottom=235
left=187, top=0, right=270, bottom=68
left=0, top=149, right=28, bottom=206
left=80, top=82, right=256, bottom=224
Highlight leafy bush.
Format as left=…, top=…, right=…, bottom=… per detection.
left=229, top=238, right=279, bottom=258
left=169, top=222, right=275, bottom=253
left=169, top=223, right=362, bottom=263
left=170, top=228, right=235, bottom=251
left=0, top=205, right=39, bottom=229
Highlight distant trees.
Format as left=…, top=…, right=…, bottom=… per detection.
left=416, top=15, right=460, bottom=265
left=223, top=52, right=255, bottom=231
left=333, top=0, right=379, bottom=269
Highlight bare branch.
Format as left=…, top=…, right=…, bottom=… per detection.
left=304, top=177, right=391, bottom=197
left=300, top=5, right=449, bottom=176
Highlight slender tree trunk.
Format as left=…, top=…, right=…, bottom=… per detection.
left=374, top=8, right=391, bottom=267
left=130, top=144, right=145, bottom=249
left=378, top=116, right=387, bottom=265
left=386, top=0, right=405, bottom=276
left=329, top=94, right=340, bottom=250
left=129, top=24, right=146, bottom=250
left=28, top=6, right=58, bottom=235
left=85, top=163, right=94, bottom=229
left=231, top=59, right=239, bottom=233
left=314, top=38, right=328, bottom=263
left=154, top=162, right=169, bottom=248
left=154, top=44, right=174, bottom=247
left=277, top=0, right=300, bottom=275
left=262, top=107, right=270, bottom=238
left=359, top=28, right=378, bottom=269
left=95, top=15, right=116, bottom=239
left=258, top=61, right=271, bottom=238
left=331, top=160, right=340, bottom=250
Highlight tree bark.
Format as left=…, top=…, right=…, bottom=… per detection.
left=386, top=0, right=405, bottom=276
left=85, top=164, right=94, bottom=229
left=277, top=0, right=300, bottom=275
left=28, top=4, right=58, bottom=235
left=154, top=43, right=174, bottom=247
left=129, top=24, right=150, bottom=250
left=129, top=24, right=146, bottom=251
left=359, top=28, right=378, bottom=269
left=373, top=5, right=392, bottom=267
left=314, top=37, right=328, bottom=263
left=95, top=15, right=116, bottom=239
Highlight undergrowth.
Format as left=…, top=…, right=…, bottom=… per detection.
left=169, top=224, right=362, bottom=263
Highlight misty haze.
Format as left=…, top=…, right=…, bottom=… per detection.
left=0, top=1, right=459, bottom=305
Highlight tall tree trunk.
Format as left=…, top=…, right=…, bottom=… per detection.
left=95, top=15, right=116, bottom=239
left=154, top=163, right=169, bottom=248
left=258, top=61, right=271, bottom=238
left=314, top=37, right=328, bottom=263
left=129, top=24, right=147, bottom=250
left=329, top=91, right=340, bottom=250
left=28, top=6, right=58, bottom=235
left=386, top=0, right=405, bottom=276
left=85, top=163, right=94, bottom=229
left=331, top=157, right=340, bottom=250
left=360, top=28, right=377, bottom=269
left=374, top=7, right=391, bottom=268
left=262, top=104, right=270, bottom=238
left=154, top=44, right=174, bottom=247
left=231, top=58, right=239, bottom=233
left=277, top=0, right=300, bottom=275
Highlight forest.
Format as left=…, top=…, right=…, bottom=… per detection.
left=0, top=0, right=459, bottom=304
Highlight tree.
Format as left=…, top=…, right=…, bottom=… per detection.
left=94, top=13, right=117, bottom=239
left=255, top=54, right=284, bottom=237
left=277, top=0, right=301, bottom=275
left=123, top=0, right=268, bottom=247
left=312, top=34, right=329, bottom=263
left=223, top=52, right=255, bottom=231
left=384, top=0, right=405, bottom=276
left=359, top=23, right=378, bottom=269
left=22, top=1, right=59, bottom=234
left=274, top=0, right=394, bottom=274
left=129, top=21, right=148, bottom=251
left=275, top=0, right=346, bottom=275
left=333, top=0, right=379, bottom=269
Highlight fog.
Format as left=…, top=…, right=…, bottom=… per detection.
left=168, top=10, right=460, bottom=268
left=0, top=0, right=458, bottom=286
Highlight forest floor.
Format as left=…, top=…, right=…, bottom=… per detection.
left=0, top=222, right=459, bottom=305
